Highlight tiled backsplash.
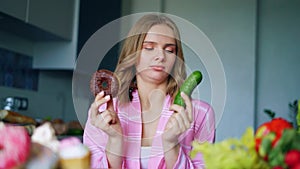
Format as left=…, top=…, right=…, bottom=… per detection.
left=0, top=47, right=39, bottom=91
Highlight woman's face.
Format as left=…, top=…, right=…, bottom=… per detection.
left=136, top=24, right=177, bottom=84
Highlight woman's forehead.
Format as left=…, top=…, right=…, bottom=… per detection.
left=146, top=24, right=175, bottom=39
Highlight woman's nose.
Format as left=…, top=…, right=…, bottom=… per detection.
left=155, top=49, right=166, bottom=61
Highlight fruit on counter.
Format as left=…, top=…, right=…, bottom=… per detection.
left=173, top=70, right=203, bottom=107
left=0, top=122, right=31, bottom=169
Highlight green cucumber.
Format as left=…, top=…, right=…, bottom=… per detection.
left=173, top=70, right=203, bottom=107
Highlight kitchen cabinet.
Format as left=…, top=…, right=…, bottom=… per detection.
left=0, top=0, right=75, bottom=41
left=1, top=0, right=121, bottom=70
left=32, top=0, right=79, bottom=69
left=32, top=0, right=122, bottom=70
left=122, top=0, right=162, bottom=14
left=77, top=1, right=121, bottom=71
left=0, top=0, right=28, bottom=21
left=28, top=0, right=74, bottom=40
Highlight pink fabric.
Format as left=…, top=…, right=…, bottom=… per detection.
left=59, top=137, right=82, bottom=149
left=83, top=91, right=215, bottom=169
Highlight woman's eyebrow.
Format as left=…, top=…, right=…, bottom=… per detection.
left=143, top=41, right=156, bottom=44
left=143, top=41, right=176, bottom=47
left=164, top=43, right=176, bottom=47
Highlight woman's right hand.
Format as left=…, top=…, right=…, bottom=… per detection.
left=89, top=91, right=122, bottom=139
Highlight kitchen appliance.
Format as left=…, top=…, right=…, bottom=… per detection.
left=2, top=97, right=28, bottom=111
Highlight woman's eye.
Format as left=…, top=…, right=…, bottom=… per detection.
left=143, top=44, right=154, bottom=51
left=165, top=48, right=175, bottom=54
left=144, top=47, right=154, bottom=51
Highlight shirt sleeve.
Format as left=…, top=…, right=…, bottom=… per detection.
left=194, top=103, right=216, bottom=144
left=83, top=108, right=110, bottom=169
left=171, top=101, right=216, bottom=169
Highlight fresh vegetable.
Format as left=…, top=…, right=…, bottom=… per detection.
left=190, top=102, right=300, bottom=169
left=255, top=123, right=300, bottom=168
left=255, top=117, right=293, bottom=159
left=297, top=100, right=300, bottom=133
left=292, top=163, right=300, bottom=169
left=173, top=70, right=203, bottom=107
left=190, top=127, right=271, bottom=169
left=288, top=100, right=300, bottom=133
left=272, top=166, right=284, bottom=169
left=285, top=150, right=300, bottom=168
left=267, top=128, right=300, bottom=168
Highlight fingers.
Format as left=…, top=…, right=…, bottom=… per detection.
left=170, top=105, right=192, bottom=125
left=90, top=91, right=117, bottom=126
left=106, top=96, right=114, bottom=112
left=90, top=94, right=110, bottom=119
left=99, top=111, right=116, bottom=126
left=167, top=92, right=193, bottom=135
left=173, top=111, right=191, bottom=130
left=163, top=113, right=190, bottom=144
left=100, top=95, right=117, bottom=124
left=91, top=91, right=109, bottom=111
left=166, top=107, right=191, bottom=132
left=180, top=92, right=193, bottom=122
left=91, top=108, right=118, bottom=131
left=95, top=91, right=105, bottom=100
left=170, top=92, right=193, bottom=121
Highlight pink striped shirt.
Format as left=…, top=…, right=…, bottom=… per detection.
left=83, top=91, right=215, bottom=169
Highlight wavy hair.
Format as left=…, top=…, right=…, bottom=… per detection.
left=114, top=13, right=187, bottom=104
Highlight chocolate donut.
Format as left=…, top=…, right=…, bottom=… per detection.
left=90, top=69, right=119, bottom=97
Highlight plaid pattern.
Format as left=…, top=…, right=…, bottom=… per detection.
left=83, top=91, right=215, bottom=169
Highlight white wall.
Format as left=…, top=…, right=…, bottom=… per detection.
left=165, top=0, right=257, bottom=141
left=256, top=0, right=300, bottom=126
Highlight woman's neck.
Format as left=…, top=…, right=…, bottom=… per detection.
left=136, top=78, right=167, bottom=112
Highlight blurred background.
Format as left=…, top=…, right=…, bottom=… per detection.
left=0, top=0, right=299, bottom=141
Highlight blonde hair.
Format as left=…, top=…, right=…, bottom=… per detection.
left=115, top=13, right=186, bottom=104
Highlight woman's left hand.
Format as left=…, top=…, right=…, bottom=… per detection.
left=163, top=92, right=193, bottom=146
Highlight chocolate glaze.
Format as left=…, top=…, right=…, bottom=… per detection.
left=90, top=69, right=119, bottom=97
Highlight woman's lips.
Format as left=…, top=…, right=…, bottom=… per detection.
left=150, top=65, right=165, bottom=71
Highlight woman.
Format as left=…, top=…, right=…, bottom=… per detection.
left=83, top=13, right=215, bottom=169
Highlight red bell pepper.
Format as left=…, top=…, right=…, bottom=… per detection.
left=255, top=117, right=293, bottom=159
